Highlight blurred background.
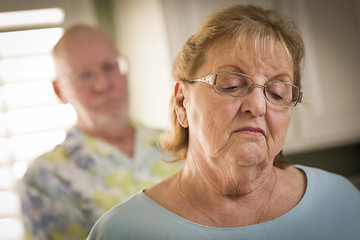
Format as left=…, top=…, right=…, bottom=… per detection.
left=0, top=0, right=359, bottom=239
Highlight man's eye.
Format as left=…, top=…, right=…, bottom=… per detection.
left=77, top=70, right=93, bottom=81
left=102, top=63, right=118, bottom=73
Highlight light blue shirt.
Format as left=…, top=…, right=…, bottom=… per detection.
left=88, top=165, right=360, bottom=240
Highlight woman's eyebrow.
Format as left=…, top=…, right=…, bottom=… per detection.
left=267, top=73, right=293, bottom=83
left=216, top=64, right=246, bottom=74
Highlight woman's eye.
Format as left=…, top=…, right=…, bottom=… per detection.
left=266, top=83, right=291, bottom=101
left=268, top=91, right=283, bottom=100
left=220, top=80, right=242, bottom=91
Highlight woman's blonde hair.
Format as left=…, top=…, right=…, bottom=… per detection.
left=159, top=5, right=304, bottom=168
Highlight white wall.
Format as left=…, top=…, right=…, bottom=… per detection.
left=112, top=0, right=173, bottom=129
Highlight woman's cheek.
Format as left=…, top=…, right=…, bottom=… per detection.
left=267, top=110, right=291, bottom=154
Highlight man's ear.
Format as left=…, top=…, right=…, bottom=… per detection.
left=52, top=80, right=67, bottom=103
left=174, top=81, right=189, bottom=128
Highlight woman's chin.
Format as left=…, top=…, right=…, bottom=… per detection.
left=231, top=144, right=267, bottom=167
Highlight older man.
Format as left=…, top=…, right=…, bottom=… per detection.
left=19, top=24, right=178, bottom=240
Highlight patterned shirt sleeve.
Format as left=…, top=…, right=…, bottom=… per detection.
left=19, top=147, right=90, bottom=240
left=18, top=126, right=181, bottom=240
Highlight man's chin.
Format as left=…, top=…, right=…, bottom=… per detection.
left=93, top=113, right=128, bottom=126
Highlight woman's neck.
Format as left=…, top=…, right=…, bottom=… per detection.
left=178, top=160, right=278, bottom=227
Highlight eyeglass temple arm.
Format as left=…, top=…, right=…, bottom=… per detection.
left=298, top=91, right=303, bottom=103
left=192, top=74, right=216, bottom=85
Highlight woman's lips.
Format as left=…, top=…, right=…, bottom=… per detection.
left=234, top=127, right=265, bottom=136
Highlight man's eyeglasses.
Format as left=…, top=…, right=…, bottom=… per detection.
left=59, top=56, right=128, bottom=88
left=186, top=71, right=303, bottom=108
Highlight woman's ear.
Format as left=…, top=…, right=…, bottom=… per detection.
left=174, top=81, right=189, bottom=128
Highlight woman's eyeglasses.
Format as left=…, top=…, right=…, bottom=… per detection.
left=186, top=71, right=303, bottom=108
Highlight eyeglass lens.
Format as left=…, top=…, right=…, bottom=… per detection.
left=214, top=71, right=299, bottom=107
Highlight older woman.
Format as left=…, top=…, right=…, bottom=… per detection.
left=88, top=5, right=360, bottom=239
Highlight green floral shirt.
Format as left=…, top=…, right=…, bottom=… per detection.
left=19, top=126, right=179, bottom=240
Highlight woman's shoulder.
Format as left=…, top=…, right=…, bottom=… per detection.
left=88, top=192, right=147, bottom=237
left=296, top=165, right=357, bottom=187
left=88, top=189, right=184, bottom=239
left=102, top=191, right=149, bottom=217
left=295, top=165, right=360, bottom=201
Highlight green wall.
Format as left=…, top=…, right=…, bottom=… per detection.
left=92, top=0, right=116, bottom=41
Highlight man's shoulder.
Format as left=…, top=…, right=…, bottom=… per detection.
left=23, top=145, right=70, bottom=179
left=133, top=121, right=162, bottom=135
left=23, top=129, right=83, bottom=177
left=133, top=122, right=163, bottom=146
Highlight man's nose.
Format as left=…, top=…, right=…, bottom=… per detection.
left=92, top=70, right=112, bottom=92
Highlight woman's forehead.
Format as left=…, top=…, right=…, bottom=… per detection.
left=206, top=37, right=293, bottom=70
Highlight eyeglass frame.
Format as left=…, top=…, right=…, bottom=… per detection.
left=185, top=70, right=303, bottom=108
left=56, top=55, right=128, bottom=88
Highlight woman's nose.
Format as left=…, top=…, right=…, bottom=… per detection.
left=239, top=85, right=266, bottom=117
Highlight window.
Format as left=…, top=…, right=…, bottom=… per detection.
left=0, top=8, right=76, bottom=240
